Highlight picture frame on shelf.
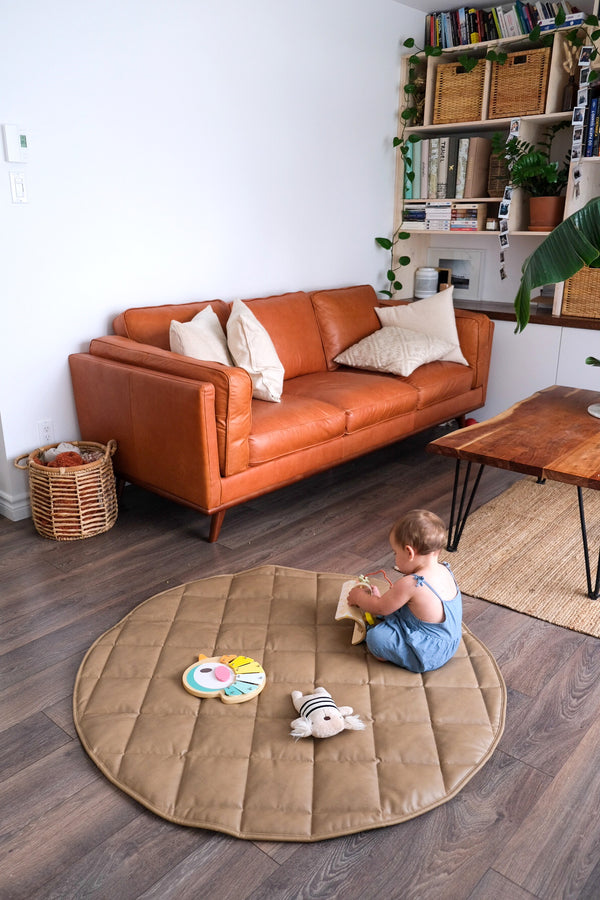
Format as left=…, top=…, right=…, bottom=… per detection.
left=426, top=247, right=484, bottom=301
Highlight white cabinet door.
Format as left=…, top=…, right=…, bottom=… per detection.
left=476, top=319, right=562, bottom=421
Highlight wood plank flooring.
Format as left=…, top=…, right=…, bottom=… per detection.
left=2, top=426, right=600, bottom=899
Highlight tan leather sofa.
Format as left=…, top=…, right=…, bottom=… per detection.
left=68, top=284, right=493, bottom=541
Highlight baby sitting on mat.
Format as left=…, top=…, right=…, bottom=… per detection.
left=347, top=509, right=462, bottom=673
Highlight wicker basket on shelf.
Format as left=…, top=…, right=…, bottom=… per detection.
left=433, top=58, right=486, bottom=124
left=489, top=47, right=551, bottom=119
left=15, top=439, right=118, bottom=540
left=561, top=267, right=600, bottom=319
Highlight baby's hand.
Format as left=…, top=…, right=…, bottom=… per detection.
left=347, top=583, right=380, bottom=606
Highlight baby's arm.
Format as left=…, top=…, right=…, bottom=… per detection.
left=347, top=579, right=411, bottom=617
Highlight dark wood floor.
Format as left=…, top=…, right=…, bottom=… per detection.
left=3, top=426, right=600, bottom=900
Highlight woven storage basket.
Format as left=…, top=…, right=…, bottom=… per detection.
left=433, top=58, right=486, bottom=125
left=561, top=267, right=600, bottom=318
left=489, top=47, right=551, bottom=119
left=15, top=440, right=118, bottom=540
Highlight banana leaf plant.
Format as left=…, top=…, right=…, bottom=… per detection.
left=514, top=197, right=600, bottom=336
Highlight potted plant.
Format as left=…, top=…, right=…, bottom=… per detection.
left=491, top=123, right=570, bottom=231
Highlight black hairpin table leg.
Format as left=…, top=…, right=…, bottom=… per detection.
left=447, top=459, right=485, bottom=552
left=577, top=486, right=600, bottom=600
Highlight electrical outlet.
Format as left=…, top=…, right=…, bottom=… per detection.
left=37, top=419, right=55, bottom=446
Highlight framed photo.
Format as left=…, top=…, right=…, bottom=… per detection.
left=426, top=247, right=484, bottom=301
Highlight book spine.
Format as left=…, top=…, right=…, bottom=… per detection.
left=411, top=140, right=422, bottom=199
left=420, top=139, right=430, bottom=198
left=455, top=137, right=470, bottom=199
left=585, top=96, right=598, bottom=157
left=445, top=135, right=459, bottom=199
left=428, top=138, right=439, bottom=199
left=437, top=136, right=449, bottom=198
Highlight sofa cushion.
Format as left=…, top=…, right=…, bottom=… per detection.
left=375, top=288, right=468, bottom=366
left=310, top=285, right=381, bottom=371
left=405, top=359, right=475, bottom=409
left=248, top=395, right=346, bottom=465
left=284, top=371, right=417, bottom=433
left=227, top=300, right=285, bottom=402
left=113, top=299, right=231, bottom=350
left=243, top=292, right=328, bottom=378
left=333, top=326, right=454, bottom=377
left=169, top=305, right=233, bottom=365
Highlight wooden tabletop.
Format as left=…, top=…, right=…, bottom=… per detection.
left=427, top=386, right=600, bottom=490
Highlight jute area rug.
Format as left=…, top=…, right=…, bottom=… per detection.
left=441, top=477, right=600, bottom=637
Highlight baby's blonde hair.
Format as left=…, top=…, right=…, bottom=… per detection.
left=390, top=509, right=446, bottom=555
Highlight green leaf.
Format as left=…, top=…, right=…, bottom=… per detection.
left=398, top=255, right=411, bottom=266
left=403, top=38, right=415, bottom=48
left=397, top=231, right=411, bottom=240
left=529, top=25, right=541, bottom=41
left=586, top=356, right=600, bottom=366
left=514, top=198, right=600, bottom=332
left=375, top=237, right=393, bottom=250
left=554, top=8, right=566, bottom=26
left=407, top=134, right=421, bottom=143
left=409, top=55, right=420, bottom=65
left=404, top=83, right=416, bottom=94
left=425, top=46, right=442, bottom=57
left=392, top=136, right=402, bottom=147
left=387, top=269, right=396, bottom=281
left=585, top=15, right=599, bottom=26
left=401, top=108, right=415, bottom=121
left=380, top=290, right=392, bottom=298
left=406, top=170, right=415, bottom=181
left=590, top=70, right=599, bottom=83
left=393, top=281, right=403, bottom=290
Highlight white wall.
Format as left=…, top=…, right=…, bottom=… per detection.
left=0, top=0, right=424, bottom=519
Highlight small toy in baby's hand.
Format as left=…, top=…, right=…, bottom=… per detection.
left=182, top=654, right=266, bottom=703
left=290, top=687, right=365, bottom=738
left=335, top=571, right=390, bottom=644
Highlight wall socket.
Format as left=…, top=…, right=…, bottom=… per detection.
left=37, top=419, right=55, bottom=446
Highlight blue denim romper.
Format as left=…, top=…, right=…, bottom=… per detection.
left=365, top=562, right=462, bottom=673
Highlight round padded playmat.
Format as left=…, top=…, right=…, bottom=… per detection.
left=73, top=565, right=506, bottom=842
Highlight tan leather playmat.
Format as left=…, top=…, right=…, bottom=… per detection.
left=73, top=565, right=506, bottom=841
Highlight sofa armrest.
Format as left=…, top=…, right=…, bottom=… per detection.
left=69, top=353, right=225, bottom=511
left=86, top=336, right=253, bottom=476
left=454, top=308, right=494, bottom=396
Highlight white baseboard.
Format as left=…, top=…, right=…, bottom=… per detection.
left=0, top=489, right=31, bottom=521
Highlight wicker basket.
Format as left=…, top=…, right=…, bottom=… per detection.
left=561, top=267, right=600, bottom=319
left=433, top=58, right=486, bottom=125
left=15, top=440, right=118, bottom=540
left=488, top=47, right=551, bottom=119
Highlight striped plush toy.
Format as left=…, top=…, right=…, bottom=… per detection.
left=290, top=687, right=365, bottom=739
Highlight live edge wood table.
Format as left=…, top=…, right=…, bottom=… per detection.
left=427, top=386, right=600, bottom=599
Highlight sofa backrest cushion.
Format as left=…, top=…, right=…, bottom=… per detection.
left=113, top=299, right=231, bottom=350
left=310, top=285, right=381, bottom=370
left=243, top=291, right=327, bottom=379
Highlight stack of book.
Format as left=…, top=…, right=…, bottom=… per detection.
left=406, top=135, right=492, bottom=201
left=425, top=2, right=584, bottom=49
left=402, top=201, right=488, bottom=231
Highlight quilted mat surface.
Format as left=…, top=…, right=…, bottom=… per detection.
left=73, top=565, right=506, bottom=841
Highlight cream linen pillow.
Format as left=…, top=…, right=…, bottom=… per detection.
left=169, top=305, right=232, bottom=365
left=334, top=326, right=454, bottom=377
left=226, top=299, right=284, bottom=402
left=375, top=287, right=468, bottom=365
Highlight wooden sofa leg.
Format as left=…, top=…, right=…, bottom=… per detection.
left=208, top=510, right=226, bottom=543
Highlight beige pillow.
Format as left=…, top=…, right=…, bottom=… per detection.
left=169, top=305, right=232, bottom=365
left=334, top=326, right=454, bottom=377
left=226, top=299, right=284, bottom=402
left=375, top=287, right=467, bottom=365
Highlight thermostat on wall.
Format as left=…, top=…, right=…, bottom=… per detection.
left=2, top=125, right=28, bottom=163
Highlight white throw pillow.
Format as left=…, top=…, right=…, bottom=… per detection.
left=226, top=299, right=284, bottom=402
left=169, top=305, right=232, bottom=365
left=334, top=326, right=454, bottom=377
left=375, top=287, right=467, bottom=365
